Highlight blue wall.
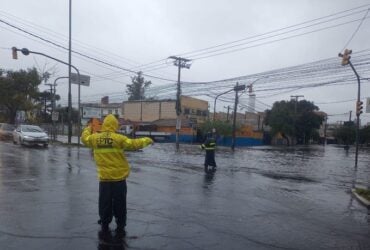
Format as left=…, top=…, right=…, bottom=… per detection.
left=163, top=134, right=263, bottom=146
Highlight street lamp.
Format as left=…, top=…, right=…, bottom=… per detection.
left=12, top=47, right=80, bottom=146
left=213, top=88, right=234, bottom=121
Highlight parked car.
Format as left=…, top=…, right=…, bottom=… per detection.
left=13, top=125, right=49, bottom=147
left=0, top=123, right=15, bottom=141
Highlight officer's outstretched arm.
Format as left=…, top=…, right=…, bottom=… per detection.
left=120, top=136, right=153, bottom=151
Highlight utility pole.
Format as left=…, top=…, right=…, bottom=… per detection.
left=231, top=82, right=246, bottom=151
left=224, top=106, right=230, bottom=122
left=290, top=95, right=304, bottom=144
left=339, top=49, right=362, bottom=170
left=46, top=83, right=56, bottom=141
left=291, top=95, right=304, bottom=113
left=168, top=56, right=192, bottom=151
left=324, top=115, right=328, bottom=145
left=349, top=110, right=352, bottom=122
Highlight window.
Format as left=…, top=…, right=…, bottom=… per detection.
left=184, top=108, right=190, bottom=114
left=115, top=109, right=118, bottom=114
left=108, top=109, right=112, bottom=114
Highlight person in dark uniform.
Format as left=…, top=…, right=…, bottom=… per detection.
left=200, top=132, right=217, bottom=173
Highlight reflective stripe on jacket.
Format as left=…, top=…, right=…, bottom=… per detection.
left=81, top=114, right=152, bottom=181
left=201, top=138, right=216, bottom=151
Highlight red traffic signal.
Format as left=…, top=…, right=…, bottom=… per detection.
left=11, top=47, right=18, bottom=60
left=356, top=101, right=363, bottom=115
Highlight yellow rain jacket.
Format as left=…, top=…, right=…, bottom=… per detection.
left=81, top=114, right=153, bottom=181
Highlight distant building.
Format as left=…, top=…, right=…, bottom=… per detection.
left=81, top=96, right=123, bottom=125
left=122, top=95, right=208, bottom=125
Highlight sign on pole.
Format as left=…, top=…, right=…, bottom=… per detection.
left=366, top=97, right=370, bottom=113
left=82, top=107, right=102, bottom=118
left=71, top=73, right=90, bottom=86
left=52, top=112, right=59, bottom=121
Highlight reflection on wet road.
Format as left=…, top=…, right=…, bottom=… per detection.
left=0, top=142, right=370, bottom=249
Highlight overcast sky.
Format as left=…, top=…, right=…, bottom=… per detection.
left=1, top=0, right=370, bottom=123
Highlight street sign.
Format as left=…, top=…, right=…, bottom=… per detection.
left=366, top=97, right=370, bottom=113
left=176, top=118, right=181, bottom=130
left=70, top=73, right=90, bottom=86
left=52, top=112, right=59, bottom=121
left=82, top=107, right=101, bottom=118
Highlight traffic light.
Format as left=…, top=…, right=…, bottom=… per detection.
left=11, top=47, right=18, bottom=59
left=340, top=49, right=352, bottom=66
left=356, top=101, right=363, bottom=116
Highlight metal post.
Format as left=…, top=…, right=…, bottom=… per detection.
left=290, top=95, right=304, bottom=144
left=176, top=62, right=181, bottom=151
left=53, top=76, right=69, bottom=141
left=213, top=89, right=233, bottom=121
left=324, top=115, right=328, bottom=145
left=45, top=83, right=55, bottom=140
left=349, top=61, right=361, bottom=169
left=231, top=83, right=239, bottom=151
left=68, top=0, right=72, bottom=144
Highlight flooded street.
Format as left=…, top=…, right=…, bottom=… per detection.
left=0, top=141, right=370, bottom=249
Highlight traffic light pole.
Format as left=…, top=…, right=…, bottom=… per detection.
left=13, top=48, right=80, bottom=146
left=349, top=61, right=361, bottom=169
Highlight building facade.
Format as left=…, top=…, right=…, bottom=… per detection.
left=122, top=96, right=209, bottom=125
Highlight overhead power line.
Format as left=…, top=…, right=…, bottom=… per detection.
left=0, top=18, right=177, bottom=82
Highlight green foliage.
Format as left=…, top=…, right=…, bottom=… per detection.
left=360, top=125, right=370, bottom=144
left=0, top=68, right=42, bottom=123
left=334, top=122, right=356, bottom=145
left=355, top=188, right=370, bottom=201
left=126, top=71, right=152, bottom=101
left=264, top=99, right=324, bottom=144
left=199, top=120, right=234, bottom=137
left=55, top=106, right=79, bottom=123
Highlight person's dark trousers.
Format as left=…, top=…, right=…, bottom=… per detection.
left=99, top=180, right=127, bottom=229
left=205, top=150, right=216, bottom=167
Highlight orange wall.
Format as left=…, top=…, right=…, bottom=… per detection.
left=157, top=126, right=194, bottom=135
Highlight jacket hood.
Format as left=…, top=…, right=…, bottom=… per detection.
left=101, top=114, right=118, bottom=132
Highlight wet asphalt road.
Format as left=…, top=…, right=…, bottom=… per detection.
left=0, top=141, right=370, bottom=250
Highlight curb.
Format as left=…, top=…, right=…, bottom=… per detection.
left=352, top=189, right=370, bottom=208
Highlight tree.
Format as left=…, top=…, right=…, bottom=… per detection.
left=199, top=120, right=235, bottom=137
left=126, top=71, right=152, bottom=101
left=264, top=99, right=324, bottom=145
left=334, top=122, right=356, bottom=145
left=56, top=106, right=79, bottom=123
left=34, top=91, right=61, bottom=122
left=0, top=68, right=42, bottom=123
left=359, top=125, right=370, bottom=145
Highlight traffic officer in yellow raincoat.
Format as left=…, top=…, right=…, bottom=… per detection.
left=81, top=114, right=153, bottom=237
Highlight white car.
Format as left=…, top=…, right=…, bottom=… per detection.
left=13, top=125, right=49, bottom=147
